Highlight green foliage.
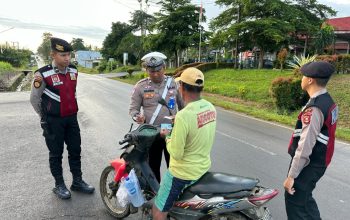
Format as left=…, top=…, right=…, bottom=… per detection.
left=97, top=60, right=108, bottom=73
left=147, top=0, right=206, bottom=66
left=270, top=76, right=308, bottom=111
left=100, top=22, right=133, bottom=62
left=0, top=47, right=32, bottom=68
left=0, top=61, right=14, bottom=73
left=37, top=32, right=53, bottom=63
left=116, top=34, right=141, bottom=65
left=71, top=38, right=86, bottom=51
left=317, top=54, right=350, bottom=74
left=129, top=10, right=155, bottom=34
left=314, top=24, right=335, bottom=54
left=287, top=54, right=317, bottom=76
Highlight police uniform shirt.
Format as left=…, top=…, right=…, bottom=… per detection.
left=30, top=62, right=72, bottom=117
left=129, top=76, right=183, bottom=125
left=288, top=88, right=327, bottom=179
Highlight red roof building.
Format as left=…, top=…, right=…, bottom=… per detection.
left=325, top=17, right=350, bottom=54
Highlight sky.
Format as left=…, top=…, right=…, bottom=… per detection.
left=0, top=0, right=349, bottom=52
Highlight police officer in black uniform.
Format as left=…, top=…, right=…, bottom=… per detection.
left=30, top=37, right=94, bottom=200
left=284, top=61, right=338, bottom=219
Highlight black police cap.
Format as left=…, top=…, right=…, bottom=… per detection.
left=50, top=37, right=73, bottom=52
left=300, top=61, right=335, bottom=79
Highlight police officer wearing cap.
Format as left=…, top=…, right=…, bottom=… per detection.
left=30, top=37, right=94, bottom=200
left=283, top=61, right=338, bottom=219
left=129, top=52, right=184, bottom=182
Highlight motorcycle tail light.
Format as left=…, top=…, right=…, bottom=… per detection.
left=248, top=188, right=278, bottom=206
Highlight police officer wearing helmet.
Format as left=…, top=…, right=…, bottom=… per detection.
left=284, top=61, right=338, bottom=219
left=30, top=37, right=94, bottom=200
left=129, top=52, right=184, bottom=182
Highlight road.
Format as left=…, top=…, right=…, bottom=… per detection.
left=0, top=73, right=349, bottom=219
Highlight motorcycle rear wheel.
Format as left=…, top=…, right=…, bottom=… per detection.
left=100, top=165, right=130, bottom=218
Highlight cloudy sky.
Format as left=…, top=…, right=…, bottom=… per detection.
left=0, top=0, right=349, bottom=52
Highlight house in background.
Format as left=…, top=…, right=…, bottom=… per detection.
left=74, top=50, right=102, bottom=68
left=326, top=16, right=350, bottom=54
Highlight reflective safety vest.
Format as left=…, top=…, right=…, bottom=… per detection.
left=288, top=93, right=338, bottom=167
left=38, top=64, right=78, bottom=117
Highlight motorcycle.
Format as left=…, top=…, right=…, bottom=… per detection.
left=99, top=122, right=278, bottom=220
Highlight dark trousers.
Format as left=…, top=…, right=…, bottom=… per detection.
left=149, top=136, right=170, bottom=182
left=43, top=114, right=82, bottom=184
left=285, top=165, right=326, bottom=220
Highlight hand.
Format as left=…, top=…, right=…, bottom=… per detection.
left=283, top=177, right=295, bottom=195
left=160, top=128, right=170, bottom=138
left=133, top=114, right=145, bottom=124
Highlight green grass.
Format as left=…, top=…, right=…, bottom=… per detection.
left=111, top=68, right=350, bottom=142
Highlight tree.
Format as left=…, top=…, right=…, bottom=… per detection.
left=211, top=0, right=295, bottom=69
left=210, top=0, right=336, bottom=68
left=117, top=34, right=142, bottom=65
left=37, top=32, right=52, bottom=63
left=100, top=22, right=133, bottom=62
left=129, top=10, right=155, bottom=35
left=314, top=24, right=335, bottom=54
left=288, top=0, right=336, bottom=56
left=147, top=0, right=205, bottom=67
left=71, top=38, right=86, bottom=51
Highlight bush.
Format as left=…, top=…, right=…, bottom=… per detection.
left=270, top=76, right=308, bottom=112
left=317, top=54, right=350, bottom=74
left=0, top=61, right=14, bottom=73
left=98, top=60, right=107, bottom=73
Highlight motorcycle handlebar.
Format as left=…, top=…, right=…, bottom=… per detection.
left=119, top=135, right=132, bottom=145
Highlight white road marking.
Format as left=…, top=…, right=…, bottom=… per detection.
left=217, top=130, right=277, bottom=156
left=220, top=108, right=350, bottom=147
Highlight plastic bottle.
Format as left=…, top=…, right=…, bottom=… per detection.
left=124, top=176, right=144, bottom=207
left=168, top=96, right=175, bottom=110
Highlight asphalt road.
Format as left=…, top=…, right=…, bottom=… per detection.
left=0, top=73, right=349, bottom=220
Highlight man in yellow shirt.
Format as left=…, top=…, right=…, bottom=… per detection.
left=152, top=67, right=217, bottom=220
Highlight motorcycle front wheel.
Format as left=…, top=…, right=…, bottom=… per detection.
left=100, top=165, right=130, bottom=218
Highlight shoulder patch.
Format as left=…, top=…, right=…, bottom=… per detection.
left=33, top=74, right=43, bottom=88
left=302, top=108, right=313, bottom=125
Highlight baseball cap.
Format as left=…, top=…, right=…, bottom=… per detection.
left=175, top=67, right=204, bottom=87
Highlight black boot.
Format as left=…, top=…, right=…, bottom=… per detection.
left=71, top=177, right=95, bottom=194
left=53, top=183, right=71, bottom=200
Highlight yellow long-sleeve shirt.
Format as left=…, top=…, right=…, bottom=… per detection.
left=166, top=99, right=216, bottom=180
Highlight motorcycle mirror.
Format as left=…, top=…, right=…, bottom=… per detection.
left=128, top=123, right=133, bottom=132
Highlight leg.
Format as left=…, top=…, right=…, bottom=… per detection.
left=45, top=116, right=65, bottom=184
left=65, top=114, right=94, bottom=194
left=149, top=136, right=164, bottom=182
left=153, top=171, right=193, bottom=220
left=44, top=116, right=71, bottom=199
left=65, top=115, right=82, bottom=178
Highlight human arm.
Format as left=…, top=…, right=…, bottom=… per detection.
left=166, top=115, right=187, bottom=160
left=129, top=84, right=145, bottom=124
left=284, top=107, right=323, bottom=193
left=30, top=72, right=45, bottom=117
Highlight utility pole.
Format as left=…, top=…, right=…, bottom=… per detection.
left=234, top=5, right=241, bottom=69
left=198, top=0, right=202, bottom=62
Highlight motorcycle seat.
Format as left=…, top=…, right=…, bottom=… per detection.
left=188, top=172, right=259, bottom=195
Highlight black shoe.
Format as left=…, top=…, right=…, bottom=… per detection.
left=53, top=183, right=71, bottom=200
left=70, top=178, right=95, bottom=194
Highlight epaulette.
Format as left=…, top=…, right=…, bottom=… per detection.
left=69, top=63, right=77, bottom=69
left=35, top=64, right=53, bottom=73
left=136, top=77, right=149, bottom=86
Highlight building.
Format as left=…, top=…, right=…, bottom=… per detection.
left=325, top=16, right=350, bottom=54
left=74, top=50, right=102, bottom=68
